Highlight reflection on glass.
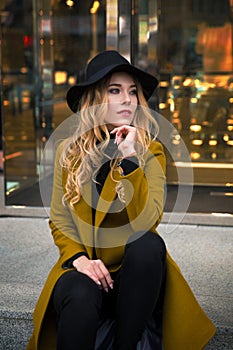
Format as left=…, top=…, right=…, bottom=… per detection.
left=157, top=0, right=233, bottom=186
left=133, top=0, right=159, bottom=111
left=1, top=0, right=106, bottom=207
left=1, top=0, right=37, bottom=204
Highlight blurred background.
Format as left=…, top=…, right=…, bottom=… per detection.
left=0, top=0, right=233, bottom=216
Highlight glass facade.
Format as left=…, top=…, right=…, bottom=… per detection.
left=158, top=0, right=233, bottom=179
left=0, top=0, right=233, bottom=216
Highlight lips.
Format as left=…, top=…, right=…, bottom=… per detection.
left=118, top=109, right=132, bottom=116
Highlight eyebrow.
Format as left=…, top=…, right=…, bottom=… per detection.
left=108, top=83, right=137, bottom=88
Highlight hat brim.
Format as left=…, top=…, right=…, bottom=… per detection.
left=66, top=63, right=158, bottom=113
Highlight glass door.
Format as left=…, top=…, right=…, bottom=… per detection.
left=0, top=0, right=106, bottom=211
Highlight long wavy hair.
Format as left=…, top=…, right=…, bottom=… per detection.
left=60, top=72, right=159, bottom=208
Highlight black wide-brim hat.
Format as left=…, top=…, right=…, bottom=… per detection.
left=66, top=50, right=159, bottom=112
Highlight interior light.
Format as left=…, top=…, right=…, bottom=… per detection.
left=66, top=0, right=74, bottom=7
left=226, top=140, right=233, bottom=146
left=229, top=97, right=233, bottom=104
left=223, top=134, right=229, bottom=141
left=20, top=67, right=28, bottom=73
left=190, top=97, right=198, bottom=103
left=171, top=133, right=181, bottom=145
left=22, top=97, right=30, bottom=104
left=183, top=78, right=192, bottom=86
left=160, top=81, right=169, bottom=87
left=208, top=140, right=218, bottom=146
left=159, top=103, right=166, bottom=109
left=190, top=124, right=202, bottom=132
left=90, top=1, right=100, bottom=14
left=54, top=71, right=67, bottom=85
left=21, top=135, right=28, bottom=141
left=211, top=153, right=217, bottom=159
left=68, top=76, right=76, bottom=85
left=172, top=117, right=180, bottom=124
left=172, top=141, right=179, bottom=145
left=190, top=152, right=201, bottom=160
left=194, top=79, right=200, bottom=86
left=192, top=139, right=203, bottom=146
left=208, top=83, right=216, bottom=88
left=169, top=101, right=175, bottom=112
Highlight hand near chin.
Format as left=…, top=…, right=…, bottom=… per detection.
left=110, top=125, right=137, bottom=157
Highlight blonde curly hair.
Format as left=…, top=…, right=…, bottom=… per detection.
left=60, top=73, right=159, bottom=208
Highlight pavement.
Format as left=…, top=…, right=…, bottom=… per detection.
left=0, top=216, right=232, bottom=350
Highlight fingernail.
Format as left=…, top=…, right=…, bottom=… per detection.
left=104, top=288, right=108, bottom=293
left=110, top=283, right=114, bottom=289
left=97, top=281, right=101, bottom=286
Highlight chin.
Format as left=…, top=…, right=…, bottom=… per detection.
left=116, top=120, right=131, bottom=126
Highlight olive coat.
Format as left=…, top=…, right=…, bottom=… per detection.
left=27, top=141, right=216, bottom=350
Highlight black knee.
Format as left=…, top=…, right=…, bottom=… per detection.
left=125, top=231, right=166, bottom=267
left=53, top=270, right=102, bottom=316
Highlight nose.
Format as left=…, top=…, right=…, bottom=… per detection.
left=122, top=90, right=131, bottom=104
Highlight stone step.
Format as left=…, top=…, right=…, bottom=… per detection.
left=0, top=218, right=232, bottom=349
left=0, top=311, right=232, bottom=350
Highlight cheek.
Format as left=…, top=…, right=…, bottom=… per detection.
left=107, top=93, right=120, bottom=103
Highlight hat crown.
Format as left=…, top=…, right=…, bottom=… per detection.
left=86, top=50, right=130, bottom=81
left=66, top=50, right=158, bottom=112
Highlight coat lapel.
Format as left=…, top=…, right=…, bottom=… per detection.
left=72, top=180, right=94, bottom=253
left=94, top=170, right=117, bottom=228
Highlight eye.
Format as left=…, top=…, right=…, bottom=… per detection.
left=108, top=88, right=120, bottom=94
left=129, top=89, right=137, bottom=95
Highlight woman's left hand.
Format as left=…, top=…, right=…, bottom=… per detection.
left=110, top=125, right=137, bottom=157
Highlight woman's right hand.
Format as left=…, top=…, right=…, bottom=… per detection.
left=72, top=255, right=113, bottom=292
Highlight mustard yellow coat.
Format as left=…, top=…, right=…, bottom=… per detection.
left=27, top=141, right=216, bottom=350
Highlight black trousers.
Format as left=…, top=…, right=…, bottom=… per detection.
left=53, top=231, right=166, bottom=350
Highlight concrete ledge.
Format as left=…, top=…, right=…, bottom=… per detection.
left=162, top=212, right=233, bottom=227
left=0, top=218, right=232, bottom=349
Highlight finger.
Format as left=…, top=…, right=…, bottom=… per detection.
left=82, top=268, right=102, bottom=287
left=110, top=125, right=130, bottom=135
left=92, top=260, right=113, bottom=292
left=98, top=263, right=113, bottom=289
left=92, top=262, right=109, bottom=292
left=110, top=128, right=117, bottom=134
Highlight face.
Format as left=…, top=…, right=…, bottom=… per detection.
left=105, top=72, right=138, bottom=130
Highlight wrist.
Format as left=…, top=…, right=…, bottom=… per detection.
left=73, top=255, right=88, bottom=268
left=121, top=149, right=136, bottom=158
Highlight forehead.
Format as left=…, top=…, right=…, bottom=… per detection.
left=109, top=71, right=135, bottom=85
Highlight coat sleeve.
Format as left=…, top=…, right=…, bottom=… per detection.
left=115, top=141, right=166, bottom=232
left=49, top=141, right=89, bottom=263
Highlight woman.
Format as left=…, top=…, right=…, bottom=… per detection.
left=27, top=50, right=215, bottom=350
